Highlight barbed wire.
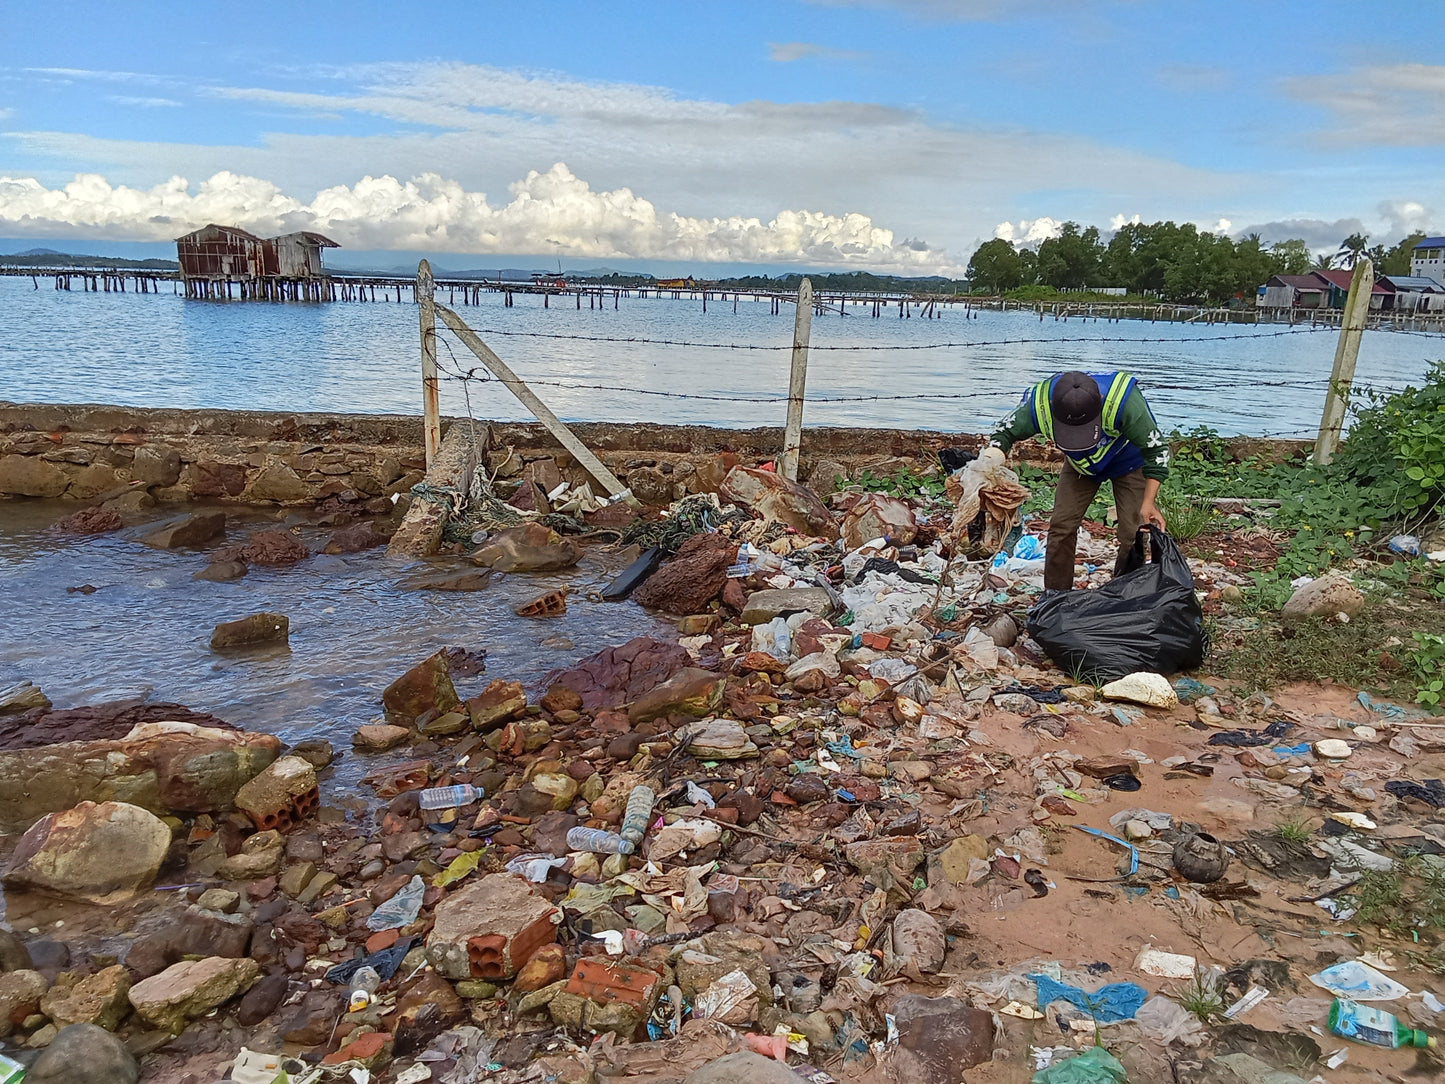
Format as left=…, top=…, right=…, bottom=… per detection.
left=429, top=321, right=1358, bottom=352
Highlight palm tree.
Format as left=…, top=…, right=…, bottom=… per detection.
left=1335, top=232, right=1369, bottom=269
left=1313, top=252, right=1335, bottom=271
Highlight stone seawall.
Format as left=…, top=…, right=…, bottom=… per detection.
left=0, top=402, right=1310, bottom=509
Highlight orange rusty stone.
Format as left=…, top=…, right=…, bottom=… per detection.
left=366, top=928, right=400, bottom=954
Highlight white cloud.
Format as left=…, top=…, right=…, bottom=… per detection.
left=1286, top=63, right=1445, bottom=147
left=107, top=96, right=182, bottom=108
left=0, top=163, right=963, bottom=272
left=1110, top=213, right=1142, bottom=230
left=768, top=42, right=865, bottom=62
left=1377, top=199, right=1433, bottom=238
left=3, top=60, right=1236, bottom=260
left=994, top=217, right=1063, bottom=245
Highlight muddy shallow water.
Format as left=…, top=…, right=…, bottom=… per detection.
left=0, top=500, right=673, bottom=787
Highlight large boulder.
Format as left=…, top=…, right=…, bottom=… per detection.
left=633, top=532, right=736, bottom=614
left=25, top=1022, right=139, bottom=1084
left=2, top=801, right=172, bottom=903
left=719, top=466, right=837, bottom=539
left=627, top=668, right=725, bottom=724
left=382, top=650, right=461, bottom=726
left=842, top=492, right=918, bottom=549
left=1281, top=574, right=1366, bottom=622
left=0, top=970, right=47, bottom=1037
left=540, top=636, right=691, bottom=712
left=473, top=523, right=581, bottom=573
left=426, top=874, right=560, bottom=981
left=53, top=506, right=123, bottom=535
left=40, top=965, right=132, bottom=1030
left=323, top=521, right=390, bottom=554
left=210, top=612, right=289, bottom=650
left=0, top=454, right=68, bottom=498
left=0, top=721, right=281, bottom=832
left=126, top=956, right=260, bottom=1033
left=130, top=445, right=182, bottom=488
left=247, top=460, right=308, bottom=503
left=140, top=511, right=226, bottom=550
left=211, top=528, right=308, bottom=567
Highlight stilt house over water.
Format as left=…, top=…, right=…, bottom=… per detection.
left=175, top=224, right=340, bottom=300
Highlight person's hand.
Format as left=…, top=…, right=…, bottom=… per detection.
left=1140, top=501, right=1167, bottom=530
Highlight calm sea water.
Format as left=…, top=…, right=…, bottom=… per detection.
left=2, top=276, right=1441, bottom=436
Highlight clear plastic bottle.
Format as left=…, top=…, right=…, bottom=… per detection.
left=566, top=826, right=636, bottom=855
left=349, top=966, right=381, bottom=1012
left=1329, top=998, right=1436, bottom=1049
left=419, top=784, right=483, bottom=828
left=620, top=785, right=656, bottom=847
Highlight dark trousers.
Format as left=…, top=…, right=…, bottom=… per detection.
left=1044, top=461, right=1147, bottom=591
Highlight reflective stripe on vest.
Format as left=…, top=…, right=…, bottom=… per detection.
left=1030, top=372, right=1137, bottom=476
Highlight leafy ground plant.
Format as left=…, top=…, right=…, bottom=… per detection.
left=1175, top=969, right=1224, bottom=1023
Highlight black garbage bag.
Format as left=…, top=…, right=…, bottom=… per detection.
left=1026, top=526, right=1208, bottom=683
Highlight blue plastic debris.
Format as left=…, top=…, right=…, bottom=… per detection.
left=1028, top=974, right=1148, bottom=1023
left=1172, top=676, right=1216, bottom=704
left=1272, top=742, right=1311, bottom=758
left=1074, top=826, right=1140, bottom=876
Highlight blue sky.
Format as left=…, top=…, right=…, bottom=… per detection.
left=1, top=0, right=1440, bottom=273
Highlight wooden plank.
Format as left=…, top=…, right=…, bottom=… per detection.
left=432, top=301, right=631, bottom=498
left=779, top=277, right=813, bottom=481
left=1314, top=257, right=1373, bottom=465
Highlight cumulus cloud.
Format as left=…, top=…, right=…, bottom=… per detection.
left=1230, top=216, right=1366, bottom=251
left=0, top=163, right=962, bottom=271
left=1286, top=63, right=1445, bottom=146
left=1377, top=199, right=1434, bottom=238
left=768, top=42, right=865, bottom=62
left=993, top=217, right=1063, bottom=245
left=3, top=59, right=1234, bottom=261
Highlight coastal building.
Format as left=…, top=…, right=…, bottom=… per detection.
left=1411, top=236, right=1445, bottom=284
left=1312, top=268, right=1389, bottom=310
left=175, top=223, right=340, bottom=299
left=1379, top=275, right=1445, bottom=312
left=1256, top=273, right=1330, bottom=310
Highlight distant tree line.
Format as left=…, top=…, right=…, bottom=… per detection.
left=965, top=222, right=1427, bottom=303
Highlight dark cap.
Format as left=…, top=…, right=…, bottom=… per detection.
left=1050, top=371, right=1103, bottom=452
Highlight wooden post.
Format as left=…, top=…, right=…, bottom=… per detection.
left=432, top=301, right=632, bottom=498
left=1313, top=257, right=1373, bottom=465
left=779, top=277, right=813, bottom=482
left=418, top=260, right=442, bottom=469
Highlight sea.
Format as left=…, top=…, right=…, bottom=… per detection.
left=2, top=275, right=1442, bottom=437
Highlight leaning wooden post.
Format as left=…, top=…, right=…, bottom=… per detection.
left=779, top=277, right=813, bottom=481
left=432, top=301, right=633, bottom=500
left=1313, top=257, right=1373, bottom=465
left=418, top=260, right=442, bottom=469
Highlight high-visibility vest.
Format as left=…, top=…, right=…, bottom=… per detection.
left=1028, top=371, right=1138, bottom=476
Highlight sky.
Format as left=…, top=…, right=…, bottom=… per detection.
left=0, top=0, right=1441, bottom=276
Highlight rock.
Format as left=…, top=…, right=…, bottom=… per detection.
left=1100, top=672, right=1179, bottom=708
left=686, top=718, right=759, bottom=760
left=210, top=612, right=289, bottom=650
left=25, top=1023, right=139, bottom=1084
left=233, top=756, right=318, bottom=832
left=196, top=888, right=239, bottom=913
left=426, top=874, right=561, bottom=980
left=542, top=636, right=692, bottom=713
left=719, top=466, right=838, bottom=539
left=473, top=523, right=581, bottom=572
left=215, top=830, right=285, bottom=881
left=352, top=724, right=410, bottom=752
left=683, top=1051, right=800, bottom=1084
left=466, top=680, right=528, bottom=731
left=807, top=458, right=849, bottom=493
left=0, top=719, right=279, bottom=830
left=739, top=587, right=834, bottom=626
left=40, top=965, right=131, bottom=1030
left=247, top=460, right=308, bottom=503
left=323, top=521, right=388, bottom=554
left=287, top=739, right=333, bottom=770
left=130, top=445, right=181, bottom=488
left=191, top=460, right=247, bottom=498
left=992, top=692, right=1037, bottom=715
left=2, top=801, right=171, bottom=903
left=0, top=930, right=33, bottom=973
left=888, top=911, right=945, bottom=977
left=0, top=681, right=50, bottom=716
left=937, top=835, right=989, bottom=884
left=193, top=559, right=248, bottom=582
left=235, top=973, right=289, bottom=1026
left=0, top=970, right=48, bottom=1037
left=126, top=956, right=260, bottom=1033
left=841, top=492, right=918, bottom=549
left=0, top=454, right=69, bottom=497
left=513, top=944, right=567, bottom=993
left=139, top=511, right=227, bottom=550
left=408, top=569, right=493, bottom=591
left=886, top=995, right=996, bottom=1081
left=1281, top=574, right=1366, bottom=622
left=980, top=612, right=1019, bottom=648
left=237, top=528, right=308, bottom=566
left=382, top=650, right=461, bottom=726
left=633, top=532, right=736, bottom=614
left=626, top=467, right=673, bottom=505
left=540, top=685, right=584, bottom=715
left=845, top=837, right=925, bottom=880
left=64, top=464, right=121, bottom=499
left=627, top=668, right=724, bottom=724
left=53, top=506, right=123, bottom=535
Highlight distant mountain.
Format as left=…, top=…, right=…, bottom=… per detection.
left=0, top=251, right=178, bottom=270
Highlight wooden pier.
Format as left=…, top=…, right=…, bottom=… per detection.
left=4, top=265, right=1444, bottom=332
